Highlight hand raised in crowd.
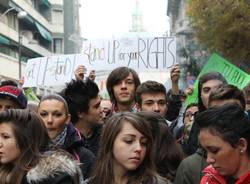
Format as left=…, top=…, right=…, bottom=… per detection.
left=88, top=70, right=96, bottom=81
left=170, top=64, right=180, bottom=84
left=170, top=64, right=181, bottom=95
left=74, top=65, right=87, bottom=81
left=18, top=76, right=25, bottom=88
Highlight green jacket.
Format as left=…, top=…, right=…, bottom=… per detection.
left=174, top=148, right=207, bottom=184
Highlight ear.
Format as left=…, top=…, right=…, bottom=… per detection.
left=65, top=114, right=71, bottom=125
left=237, top=138, right=248, bottom=154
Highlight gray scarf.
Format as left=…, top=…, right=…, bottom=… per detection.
left=52, top=126, right=67, bottom=147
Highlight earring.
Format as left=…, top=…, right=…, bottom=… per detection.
left=240, top=150, right=244, bottom=153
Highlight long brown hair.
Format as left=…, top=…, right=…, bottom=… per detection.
left=90, top=112, right=156, bottom=184
left=0, top=109, right=50, bottom=184
left=137, top=111, right=184, bottom=181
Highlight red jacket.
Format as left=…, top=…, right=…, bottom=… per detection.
left=200, top=165, right=250, bottom=184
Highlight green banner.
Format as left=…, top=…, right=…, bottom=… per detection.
left=185, top=53, right=250, bottom=105
left=24, top=88, right=40, bottom=103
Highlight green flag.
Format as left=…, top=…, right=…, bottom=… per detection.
left=185, top=53, right=250, bottom=105
left=24, top=88, right=40, bottom=103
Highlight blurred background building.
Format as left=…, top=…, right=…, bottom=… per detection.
left=0, top=0, right=81, bottom=95
left=167, top=0, right=209, bottom=88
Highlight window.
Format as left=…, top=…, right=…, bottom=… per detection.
left=53, top=38, right=63, bottom=53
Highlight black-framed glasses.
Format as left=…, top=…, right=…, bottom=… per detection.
left=184, top=111, right=198, bottom=118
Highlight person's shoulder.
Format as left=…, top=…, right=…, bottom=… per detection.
left=25, top=150, right=82, bottom=183
left=155, top=176, right=171, bottom=184
left=144, top=176, right=171, bottom=184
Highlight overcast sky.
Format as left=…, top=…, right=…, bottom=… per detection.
left=80, top=0, right=169, bottom=39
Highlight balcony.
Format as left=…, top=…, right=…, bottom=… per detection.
left=11, top=0, right=62, bottom=34
left=0, top=20, right=54, bottom=56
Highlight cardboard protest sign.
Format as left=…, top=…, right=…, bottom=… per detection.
left=82, top=37, right=176, bottom=70
left=23, top=37, right=176, bottom=87
left=185, top=53, right=250, bottom=106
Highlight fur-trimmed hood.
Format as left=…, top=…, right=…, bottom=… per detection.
left=25, top=150, right=83, bottom=183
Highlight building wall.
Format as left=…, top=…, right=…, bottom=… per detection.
left=63, top=0, right=81, bottom=54
left=0, top=0, right=69, bottom=81
left=167, top=0, right=195, bottom=63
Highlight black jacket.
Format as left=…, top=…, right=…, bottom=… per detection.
left=81, top=124, right=102, bottom=156
left=166, top=91, right=182, bottom=121
left=61, top=123, right=96, bottom=179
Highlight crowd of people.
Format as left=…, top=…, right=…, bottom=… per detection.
left=0, top=64, right=250, bottom=184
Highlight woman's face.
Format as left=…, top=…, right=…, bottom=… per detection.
left=112, top=121, right=147, bottom=175
left=199, top=129, right=243, bottom=178
left=201, top=79, right=223, bottom=109
left=0, top=123, right=21, bottom=164
left=38, top=99, right=70, bottom=139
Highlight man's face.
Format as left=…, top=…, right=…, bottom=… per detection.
left=0, top=98, right=19, bottom=112
left=81, top=96, right=102, bottom=125
left=201, top=80, right=223, bottom=109
left=113, top=73, right=136, bottom=106
left=139, top=92, right=167, bottom=117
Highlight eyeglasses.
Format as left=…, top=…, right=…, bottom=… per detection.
left=184, top=111, right=198, bottom=118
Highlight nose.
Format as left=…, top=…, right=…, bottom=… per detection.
left=121, top=82, right=127, bottom=89
left=190, top=115, right=194, bottom=122
left=134, top=141, right=142, bottom=153
left=206, top=155, right=215, bottom=165
left=0, top=141, right=3, bottom=148
left=153, top=103, right=160, bottom=113
left=46, top=115, right=53, bottom=124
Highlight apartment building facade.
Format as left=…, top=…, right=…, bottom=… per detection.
left=0, top=0, right=81, bottom=83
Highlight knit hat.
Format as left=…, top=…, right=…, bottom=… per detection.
left=0, top=85, right=27, bottom=109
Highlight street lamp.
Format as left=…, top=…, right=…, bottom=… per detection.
left=0, top=7, right=15, bottom=19
left=1, top=8, right=27, bottom=79
left=17, top=11, right=27, bottom=79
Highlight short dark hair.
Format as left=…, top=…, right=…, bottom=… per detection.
left=196, top=104, right=250, bottom=156
left=135, top=80, right=167, bottom=106
left=198, top=72, right=227, bottom=112
left=106, top=67, right=140, bottom=104
left=61, top=79, right=99, bottom=124
left=208, top=84, right=246, bottom=108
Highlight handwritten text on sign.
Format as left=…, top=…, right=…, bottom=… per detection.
left=83, top=37, right=176, bottom=69
left=23, top=37, right=176, bottom=87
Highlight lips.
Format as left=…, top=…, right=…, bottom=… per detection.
left=119, top=92, right=129, bottom=96
left=129, top=157, right=140, bottom=163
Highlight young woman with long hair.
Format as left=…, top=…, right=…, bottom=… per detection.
left=0, top=109, right=82, bottom=184
left=38, top=94, right=96, bottom=179
left=85, top=112, right=168, bottom=184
